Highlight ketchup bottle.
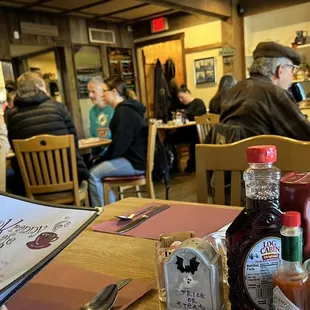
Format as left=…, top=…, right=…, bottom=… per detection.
left=226, top=145, right=282, bottom=310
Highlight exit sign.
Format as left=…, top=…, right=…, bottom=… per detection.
left=151, top=17, right=169, bottom=33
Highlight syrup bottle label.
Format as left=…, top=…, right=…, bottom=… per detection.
left=273, top=286, right=300, bottom=310
left=244, top=237, right=281, bottom=310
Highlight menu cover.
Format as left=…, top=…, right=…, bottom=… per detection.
left=0, top=191, right=101, bottom=306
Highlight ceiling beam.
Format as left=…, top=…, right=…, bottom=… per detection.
left=136, top=0, right=231, bottom=19
left=62, top=0, right=113, bottom=14
left=22, top=0, right=53, bottom=9
left=129, top=8, right=175, bottom=23
left=91, top=3, right=149, bottom=20
left=240, top=0, right=310, bottom=16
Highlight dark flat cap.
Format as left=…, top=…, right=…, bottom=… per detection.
left=253, top=41, right=302, bottom=66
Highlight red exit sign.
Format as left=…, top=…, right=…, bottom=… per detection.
left=151, top=17, right=169, bottom=33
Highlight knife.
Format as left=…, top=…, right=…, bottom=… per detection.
left=116, top=204, right=170, bottom=234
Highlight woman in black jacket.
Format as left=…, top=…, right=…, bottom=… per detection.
left=209, top=75, right=236, bottom=114
left=88, top=77, right=147, bottom=207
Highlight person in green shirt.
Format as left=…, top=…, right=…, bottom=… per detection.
left=88, top=77, right=114, bottom=157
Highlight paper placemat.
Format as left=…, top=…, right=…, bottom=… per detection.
left=6, top=261, right=152, bottom=310
left=93, top=203, right=241, bottom=240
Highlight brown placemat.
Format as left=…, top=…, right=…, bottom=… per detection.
left=6, top=261, right=152, bottom=310
left=92, top=203, right=241, bottom=239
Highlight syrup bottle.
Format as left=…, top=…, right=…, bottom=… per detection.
left=273, top=211, right=309, bottom=310
left=226, top=145, right=282, bottom=310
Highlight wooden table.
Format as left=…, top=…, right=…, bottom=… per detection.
left=56, top=197, right=242, bottom=309
left=6, top=138, right=111, bottom=160
left=158, top=121, right=196, bottom=130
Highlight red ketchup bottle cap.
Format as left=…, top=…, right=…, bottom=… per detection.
left=282, top=211, right=301, bottom=227
left=246, top=145, right=277, bottom=163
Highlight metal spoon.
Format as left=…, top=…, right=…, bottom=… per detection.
left=80, top=284, right=118, bottom=310
left=115, top=206, right=155, bottom=221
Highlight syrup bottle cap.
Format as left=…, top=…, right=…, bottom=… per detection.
left=246, top=145, right=277, bottom=163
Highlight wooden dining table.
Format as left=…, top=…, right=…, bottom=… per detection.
left=54, top=197, right=242, bottom=309
left=158, top=121, right=196, bottom=130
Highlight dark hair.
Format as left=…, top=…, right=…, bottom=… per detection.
left=177, top=84, right=191, bottom=94
left=217, top=75, right=236, bottom=94
left=5, top=80, right=16, bottom=93
left=104, top=76, right=127, bottom=98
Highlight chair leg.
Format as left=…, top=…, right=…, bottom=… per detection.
left=103, top=183, right=111, bottom=205
left=84, top=191, right=90, bottom=207
left=135, top=186, right=142, bottom=198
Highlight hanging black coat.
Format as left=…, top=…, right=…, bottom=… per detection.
left=154, top=59, right=171, bottom=121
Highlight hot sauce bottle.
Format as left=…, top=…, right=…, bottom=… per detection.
left=273, top=211, right=309, bottom=310
left=226, top=145, right=282, bottom=310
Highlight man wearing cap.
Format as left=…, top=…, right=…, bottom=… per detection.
left=220, top=41, right=310, bottom=140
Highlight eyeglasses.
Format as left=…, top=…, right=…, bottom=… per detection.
left=102, top=89, right=110, bottom=93
left=284, top=64, right=299, bottom=73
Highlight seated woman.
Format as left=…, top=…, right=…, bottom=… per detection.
left=88, top=77, right=147, bottom=207
left=171, top=85, right=206, bottom=172
left=209, top=75, right=236, bottom=114
left=177, top=84, right=206, bottom=120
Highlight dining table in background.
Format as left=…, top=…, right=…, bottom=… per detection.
left=56, top=197, right=242, bottom=309
left=158, top=121, right=196, bottom=130
left=6, top=138, right=111, bottom=161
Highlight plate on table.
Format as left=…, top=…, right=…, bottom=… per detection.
left=79, top=138, right=101, bottom=144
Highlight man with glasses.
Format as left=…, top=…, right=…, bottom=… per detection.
left=220, top=41, right=310, bottom=140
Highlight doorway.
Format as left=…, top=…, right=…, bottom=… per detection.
left=11, top=46, right=65, bottom=103
left=136, top=34, right=186, bottom=118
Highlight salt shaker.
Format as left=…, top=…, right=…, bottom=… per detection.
left=164, top=238, right=225, bottom=310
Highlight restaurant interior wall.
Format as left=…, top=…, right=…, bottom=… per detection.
left=69, top=17, right=138, bottom=138
left=134, top=20, right=223, bottom=110
left=244, top=2, right=310, bottom=76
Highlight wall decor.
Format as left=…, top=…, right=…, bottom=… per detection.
left=194, top=57, right=216, bottom=84
left=107, top=47, right=136, bottom=91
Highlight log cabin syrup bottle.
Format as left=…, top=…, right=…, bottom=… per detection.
left=226, top=145, right=282, bottom=310
left=273, top=211, right=309, bottom=310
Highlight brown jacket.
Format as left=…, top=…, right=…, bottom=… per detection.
left=220, top=75, right=310, bottom=140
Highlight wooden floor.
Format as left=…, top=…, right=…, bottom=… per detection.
left=122, top=172, right=197, bottom=203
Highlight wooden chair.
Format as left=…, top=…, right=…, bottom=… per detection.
left=102, top=122, right=157, bottom=204
left=0, top=148, right=5, bottom=191
left=300, top=108, right=310, bottom=120
left=195, top=113, right=220, bottom=144
left=196, top=135, right=310, bottom=206
left=13, top=134, right=89, bottom=207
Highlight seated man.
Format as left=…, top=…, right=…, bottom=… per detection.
left=220, top=41, right=310, bottom=140
left=87, top=77, right=114, bottom=157
left=7, top=72, right=89, bottom=193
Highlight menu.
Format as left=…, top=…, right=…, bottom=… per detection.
left=0, top=192, right=100, bottom=306
left=107, top=47, right=136, bottom=91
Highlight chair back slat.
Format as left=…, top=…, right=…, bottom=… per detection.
left=195, top=113, right=220, bottom=144
left=39, top=151, right=50, bottom=185
left=47, top=150, right=57, bottom=184
left=13, top=135, right=81, bottom=205
left=196, top=135, right=310, bottom=206
left=54, top=149, right=64, bottom=183
left=61, top=148, right=70, bottom=183
left=146, top=122, right=157, bottom=199
left=214, top=170, right=225, bottom=205
left=26, top=152, right=38, bottom=186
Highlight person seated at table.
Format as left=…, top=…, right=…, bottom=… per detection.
left=168, top=85, right=206, bottom=173
left=3, top=80, right=16, bottom=124
left=7, top=72, right=89, bottom=194
left=177, top=84, right=206, bottom=120
left=220, top=41, right=310, bottom=140
left=209, top=75, right=236, bottom=114
left=88, top=77, right=114, bottom=157
left=88, top=76, right=147, bottom=207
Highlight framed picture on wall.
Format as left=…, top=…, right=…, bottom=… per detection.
left=194, top=57, right=216, bottom=84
